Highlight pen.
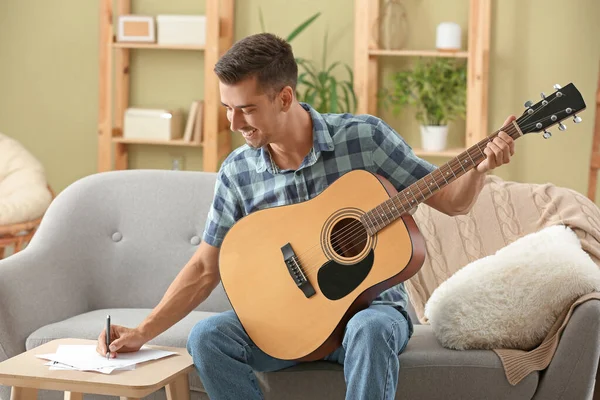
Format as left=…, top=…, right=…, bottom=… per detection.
left=106, top=314, right=111, bottom=360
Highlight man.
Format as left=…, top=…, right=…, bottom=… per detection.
left=97, top=33, right=515, bottom=399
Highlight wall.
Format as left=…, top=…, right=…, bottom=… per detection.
left=0, top=0, right=598, bottom=198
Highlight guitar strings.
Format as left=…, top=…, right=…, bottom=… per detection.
left=288, top=98, right=564, bottom=275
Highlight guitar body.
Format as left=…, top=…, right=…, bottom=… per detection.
left=219, top=169, right=426, bottom=361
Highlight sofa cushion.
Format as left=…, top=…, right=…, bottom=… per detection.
left=25, top=308, right=218, bottom=350
left=253, top=324, right=538, bottom=400
left=26, top=310, right=537, bottom=399
left=396, top=325, right=538, bottom=399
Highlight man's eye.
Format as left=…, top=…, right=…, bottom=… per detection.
left=243, top=109, right=254, bottom=115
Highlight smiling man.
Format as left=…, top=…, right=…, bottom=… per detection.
left=97, top=32, right=515, bottom=400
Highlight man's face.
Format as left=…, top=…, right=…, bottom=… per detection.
left=220, top=76, right=282, bottom=149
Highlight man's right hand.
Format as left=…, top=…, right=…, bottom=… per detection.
left=94, top=241, right=221, bottom=359
left=96, top=324, right=146, bottom=358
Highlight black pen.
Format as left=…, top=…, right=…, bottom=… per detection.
left=106, top=315, right=111, bottom=360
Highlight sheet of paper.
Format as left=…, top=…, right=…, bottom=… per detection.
left=44, top=360, right=135, bottom=373
left=36, top=344, right=176, bottom=374
left=55, top=345, right=136, bottom=371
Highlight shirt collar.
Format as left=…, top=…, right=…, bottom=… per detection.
left=255, top=102, right=334, bottom=174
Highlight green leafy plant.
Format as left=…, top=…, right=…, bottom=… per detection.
left=295, top=31, right=357, bottom=114
left=380, top=58, right=467, bottom=126
left=258, top=8, right=357, bottom=114
left=258, top=8, right=321, bottom=42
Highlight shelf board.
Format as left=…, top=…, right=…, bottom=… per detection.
left=413, top=148, right=465, bottom=157
left=112, top=137, right=203, bottom=147
left=369, top=49, right=469, bottom=58
left=112, top=42, right=205, bottom=51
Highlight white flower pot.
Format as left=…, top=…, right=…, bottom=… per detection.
left=420, top=125, right=448, bottom=151
left=436, top=22, right=462, bottom=51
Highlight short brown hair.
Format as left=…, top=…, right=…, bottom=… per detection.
left=214, top=33, right=298, bottom=96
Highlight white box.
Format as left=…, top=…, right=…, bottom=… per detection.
left=156, top=15, right=206, bottom=46
left=123, top=108, right=183, bottom=141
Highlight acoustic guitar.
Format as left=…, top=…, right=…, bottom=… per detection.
left=219, top=83, right=586, bottom=361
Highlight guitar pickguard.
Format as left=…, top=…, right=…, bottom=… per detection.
left=317, top=249, right=374, bottom=300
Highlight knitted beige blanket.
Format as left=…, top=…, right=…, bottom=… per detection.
left=493, top=292, right=600, bottom=385
left=408, top=175, right=600, bottom=385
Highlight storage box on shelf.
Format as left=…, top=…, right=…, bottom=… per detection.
left=156, top=15, right=207, bottom=46
left=123, top=108, right=183, bottom=141
left=98, top=0, right=235, bottom=172
left=353, top=0, right=490, bottom=159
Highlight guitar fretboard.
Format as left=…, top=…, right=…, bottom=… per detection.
left=361, top=122, right=522, bottom=235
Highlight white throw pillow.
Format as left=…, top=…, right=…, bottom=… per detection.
left=424, top=225, right=600, bottom=351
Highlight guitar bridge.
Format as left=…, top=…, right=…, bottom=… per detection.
left=281, top=243, right=315, bottom=298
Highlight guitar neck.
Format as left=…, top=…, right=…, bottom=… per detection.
left=361, top=121, right=523, bottom=235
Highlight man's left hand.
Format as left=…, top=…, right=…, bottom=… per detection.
left=476, top=115, right=516, bottom=174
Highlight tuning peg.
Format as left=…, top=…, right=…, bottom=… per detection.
left=573, top=114, right=582, bottom=123
left=543, top=130, right=552, bottom=139
left=558, top=122, right=567, bottom=131
left=540, top=92, right=546, bottom=99
left=553, top=84, right=562, bottom=90
left=524, top=100, right=533, bottom=108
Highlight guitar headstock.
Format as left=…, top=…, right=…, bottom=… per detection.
left=516, top=83, right=586, bottom=139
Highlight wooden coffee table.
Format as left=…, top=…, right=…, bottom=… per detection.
left=0, top=338, right=194, bottom=400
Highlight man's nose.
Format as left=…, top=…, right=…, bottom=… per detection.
left=229, top=110, right=245, bottom=132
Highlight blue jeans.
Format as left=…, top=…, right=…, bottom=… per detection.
left=186, top=304, right=412, bottom=400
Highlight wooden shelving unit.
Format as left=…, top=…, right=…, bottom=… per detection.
left=112, top=137, right=203, bottom=147
left=353, top=0, right=490, bottom=158
left=98, top=0, right=235, bottom=172
left=368, top=49, right=469, bottom=58
left=587, top=61, right=600, bottom=202
left=112, top=43, right=206, bottom=51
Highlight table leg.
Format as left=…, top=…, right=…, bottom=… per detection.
left=10, top=387, right=37, bottom=400
left=64, top=392, right=83, bottom=400
left=165, top=372, right=190, bottom=400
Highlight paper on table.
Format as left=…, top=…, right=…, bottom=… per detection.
left=45, top=345, right=135, bottom=372
left=37, top=344, right=177, bottom=374
left=44, top=360, right=135, bottom=373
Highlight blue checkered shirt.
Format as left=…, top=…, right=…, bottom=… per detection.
left=203, top=102, right=437, bottom=315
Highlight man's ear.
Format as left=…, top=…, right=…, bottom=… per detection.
left=279, top=86, right=294, bottom=112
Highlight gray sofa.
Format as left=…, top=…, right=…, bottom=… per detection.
left=1, top=169, right=599, bottom=400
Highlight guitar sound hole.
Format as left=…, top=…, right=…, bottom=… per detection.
left=330, top=217, right=367, bottom=258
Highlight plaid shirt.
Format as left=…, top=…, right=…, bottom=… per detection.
left=203, top=102, right=437, bottom=314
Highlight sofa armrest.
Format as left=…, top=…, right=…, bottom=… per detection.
left=0, top=244, right=90, bottom=362
left=532, top=299, right=600, bottom=399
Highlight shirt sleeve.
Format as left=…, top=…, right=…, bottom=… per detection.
left=202, top=166, right=243, bottom=248
left=369, top=118, right=438, bottom=192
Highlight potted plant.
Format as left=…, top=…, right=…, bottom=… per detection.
left=258, top=8, right=357, bottom=114
left=295, top=31, right=357, bottom=114
left=380, top=58, right=467, bottom=151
